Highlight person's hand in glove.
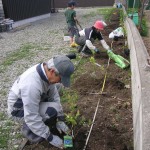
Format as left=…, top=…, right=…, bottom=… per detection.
left=107, top=49, right=113, bottom=53
left=48, top=134, right=63, bottom=149
left=94, top=48, right=100, bottom=54
left=56, top=121, right=71, bottom=135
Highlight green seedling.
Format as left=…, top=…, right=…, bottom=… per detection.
left=64, top=110, right=79, bottom=148
left=115, top=114, right=121, bottom=122
left=89, top=56, right=96, bottom=64
left=97, top=8, right=116, bottom=22
left=62, top=89, right=90, bottom=147
left=65, top=110, right=80, bottom=127
left=90, top=56, right=104, bottom=71
left=110, top=106, right=117, bottom=113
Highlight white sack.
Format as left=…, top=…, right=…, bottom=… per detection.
left=109, top=27, right=124, bottom=39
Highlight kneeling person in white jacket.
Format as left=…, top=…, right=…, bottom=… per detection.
left=75, top=20, right=110, bottom=56
left=7, top=55, right=74, bottom=149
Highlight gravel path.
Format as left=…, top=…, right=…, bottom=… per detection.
left=0, top=8, right=104, bottom=149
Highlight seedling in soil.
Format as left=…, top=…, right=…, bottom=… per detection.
left=65, top=110, right=88, bottom=132
left=61, top=89, right=80, bottom=148
left=62, top=89, right=89, bottom=139
left=115, top=114, right=122, bottom=122
left=89, top=56, right=104, bottom=72
left=110, top=106, right=117, bottom=113
left=65, top=110, right=80, bottom=127
left=64, top=115, right=91, bottom=149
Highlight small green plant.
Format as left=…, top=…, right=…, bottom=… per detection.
left=119, top=9, right=125, bottom=27
left=0, top=43, right=42, bottom=72
left=0, top=113, right=12, bottom=149
left=65, top=110, right=89, bottom=138
left=115, top=114, right=121, bottom=122
left=0, top=89, right=7, bottom=96
left=110, top=106, right=117, bottom=113
left=97, top=8, right=116, bottom=22
left=89, top=56, right=96, bottom=68
left=89, top=56, right=96, bottom=64
left=65, top=110, right=80, bottom=127
left=48, top=30, right=59, bottom=34
left=71, top=55, right=89, bottom=82
left=89, top=56, right=104, bottom=74
left=127, top=8, right=138, bottom=14
left=82, top=11, right=97, bottom=18
left=90, top=56, right=98, bottom=79
left=61, top=89, right=90, bottom=138
left=119, top=9, right=128, bottom=42
left=126, top=8, right=148, bottom=36
left=0, top=112, right=5, bottom=120
left=140, top=17, right=148, bottom=36
left=0, top=112, right=22, bottom=149
left=61, top=89, right=78, bottom=103
left=2, top=43, right=36, bottom=66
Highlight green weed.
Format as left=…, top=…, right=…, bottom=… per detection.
left=61, top=89, right=78, bottom=103
left=127, top=8, right=138, bottom=14
left=127, top=8, right=148, bottom=36
left=0, top=113, right=21, bottom=149
left=61, top=88, right=90, bottom=136
left=71, top=55, right=89, bottom=82
left=0, top=113, right=13, bottom=149
left=0, top=112, right=5, bottom=120
left=97, top=8, right=116, bottom=21
left=0, top=43, right=42, bottom=72
left=140, top=17, right=148, bottom=36
left=0, top=89, right=7, bottom=96
left=110, top=106, right=117, bottom=113
left=48, top=30, right=59, bottom=34
left=15, top=133, right=23, bottom=139
left=82, top=11, right=97, bottom=18
left=115, top=114, right=121, bottom=121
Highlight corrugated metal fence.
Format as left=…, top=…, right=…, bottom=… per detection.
left=55, top=0, right=114, bottom=8
left=2, top=0, right=54, bottom=21
left=1, top=0, right=114, bottom=21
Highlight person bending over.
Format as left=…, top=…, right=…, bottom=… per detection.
left=7, top=55, right=74, bottom=149
left=75, top=20, right=111, bottom=56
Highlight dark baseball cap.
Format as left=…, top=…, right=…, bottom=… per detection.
left=68, top=1, right=76, bottom=7
left=48, top=55, right=74, bottom=87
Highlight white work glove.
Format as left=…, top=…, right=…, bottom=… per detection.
left=56, top=121, right=71, bottom=135
left=49, top=135, right=63, bottom=149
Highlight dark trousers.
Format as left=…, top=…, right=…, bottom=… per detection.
left=22, top=116, right=57, bottom=143
left=75, top=36, right=92, bottom=54
left=75, top=35, right=86, bottom=46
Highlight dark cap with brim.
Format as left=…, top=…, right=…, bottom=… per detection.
left=52, top=55, right=74, bottom=87
left=68, top=1, right=76, bottom=7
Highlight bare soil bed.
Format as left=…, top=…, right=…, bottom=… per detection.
left=143, top=36, right=150, bottom=58
left=24, top=9, right=133, bottom=150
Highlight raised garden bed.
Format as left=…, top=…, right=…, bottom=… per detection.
left=23, top=9, right=133, bottom=150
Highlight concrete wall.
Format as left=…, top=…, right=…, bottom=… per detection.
left=123, top=6, right=150, bottom=150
